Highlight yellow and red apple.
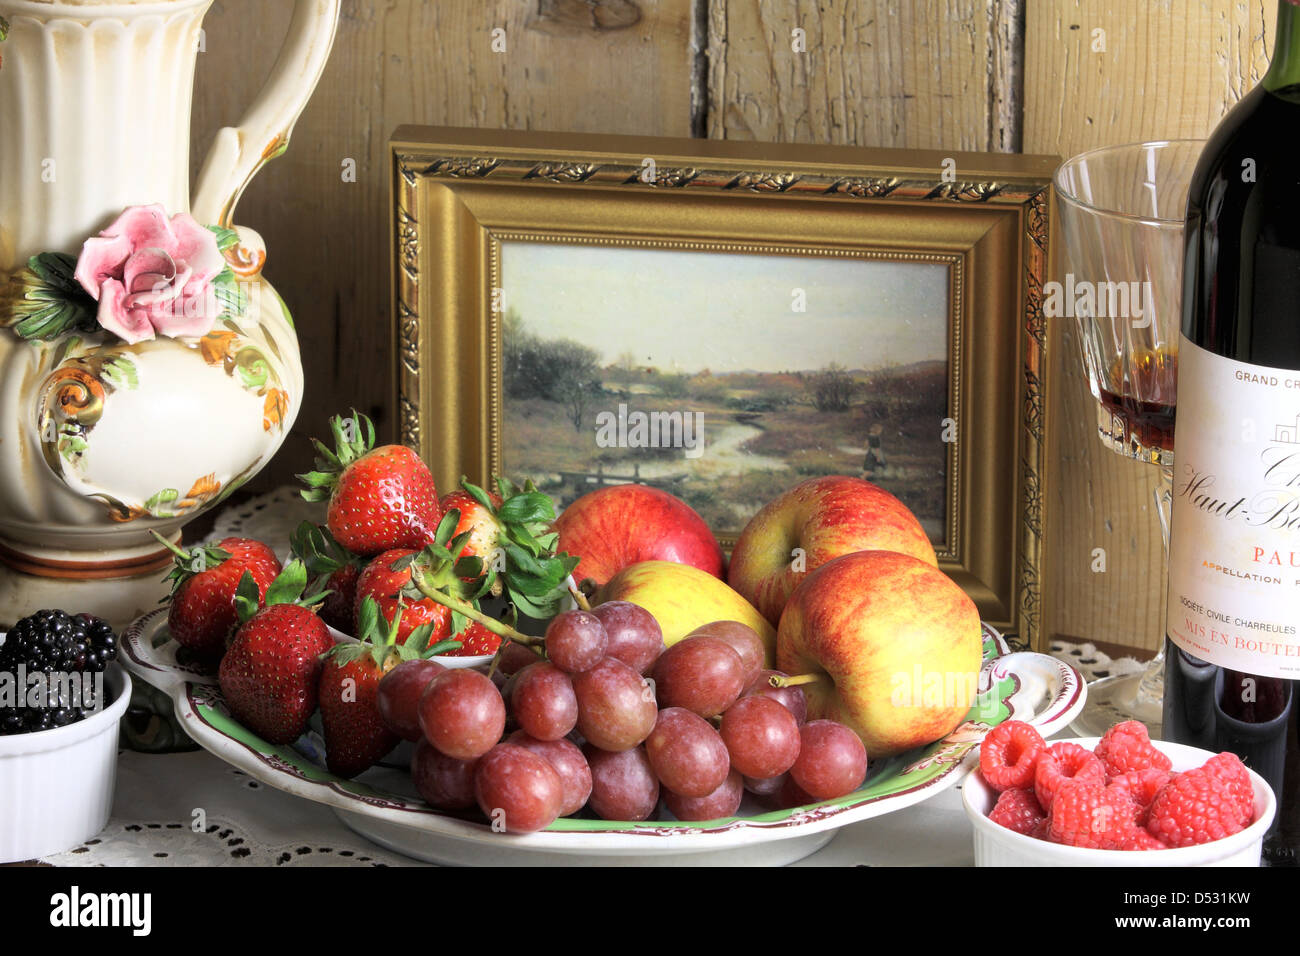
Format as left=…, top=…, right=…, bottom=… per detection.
left=554, top=484, right=723, bottom=588
left=776, top=550, right=981, bottom=758
left=596, top=559, right=775, bottom=664
left=729, top=476, right=936, bottom=626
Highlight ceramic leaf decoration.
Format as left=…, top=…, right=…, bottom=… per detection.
left=0, top=253, right=100, bottom=341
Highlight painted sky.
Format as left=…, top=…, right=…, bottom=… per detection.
left=500, top=242, right=949, bottom=374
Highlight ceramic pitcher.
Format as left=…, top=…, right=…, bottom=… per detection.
left=0, top=0, right=340, bottom=625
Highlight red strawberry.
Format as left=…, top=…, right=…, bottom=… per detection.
left=355, top=548, right=452, bottom=645
left=320, top=565, right=360, bottom=634
left=321, top=597, right=463, bottom=777
left=447, top=620, right=502, bottom=657
left=299, top=412, right=442, bottom=556
left=318, top=604, right=400, bottom=778
left=160, top=535, right=282, bottom=661
left=440, top=488, right=503, bottom=567
left=290, top=522, right=364, bottom=634
left=217, top=561, right=334, bottom=744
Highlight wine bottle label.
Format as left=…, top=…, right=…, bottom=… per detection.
left=1167, top=336, right=1300, bottom=678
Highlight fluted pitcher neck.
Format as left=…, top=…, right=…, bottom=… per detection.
left=0, top=0, right=214, bottom=271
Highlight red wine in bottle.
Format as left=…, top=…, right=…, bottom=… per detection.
left=1164, top=0, right=1300, bottom=864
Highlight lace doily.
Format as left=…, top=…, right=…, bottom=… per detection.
left=203, top=485, right=325, bottom=560
left=41, top=751, right=420, bottom=867
left=1049, top=639, right=1148, bottom=682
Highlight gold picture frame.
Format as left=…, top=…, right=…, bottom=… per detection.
left=390, top=126, right=1056, bottom=649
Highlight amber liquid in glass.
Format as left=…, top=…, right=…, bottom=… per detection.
left=1098, top=349, right=1178, bottom=451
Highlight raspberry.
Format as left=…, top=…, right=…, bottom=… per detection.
left=1047, top=783, right=1134, bottom=848
left=979, top=720, right=1047, bottom=792
left=1107, top=768, right=1173, bottom=826
left=1115, top=827, right=1168, bottom=851
left=1202, top=753, right=1254, bottom=827
left=1034, top=741, right=1106, bottom=812
left=1146, top=767, right=1247, bottom=848
left=1094, top=720, right=1173, bottom=777
left=988, top=787, right=1045, bottom=836
left=1102, top=784, right=1142, bottom=829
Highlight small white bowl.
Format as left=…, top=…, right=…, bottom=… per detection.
left=326, top=624, right=493, bottom=670
left=962, top=736, right=1277, bottom=866
left=0, top=663, right=131, bottom=863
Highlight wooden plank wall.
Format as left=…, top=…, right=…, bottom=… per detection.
left=190, top=0, right=1275, bottom=652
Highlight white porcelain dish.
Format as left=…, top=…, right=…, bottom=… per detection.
left=962, top=736, right=1277, bottom=866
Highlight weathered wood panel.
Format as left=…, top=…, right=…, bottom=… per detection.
left=707, top=0, right=1020, bottom=151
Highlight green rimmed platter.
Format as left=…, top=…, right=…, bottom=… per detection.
left=122, top=608, right=1084, bottom=865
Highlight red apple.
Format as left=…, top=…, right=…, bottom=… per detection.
left=554, top=484, right=723, bottom=588
left=729, top=476, right=936, bottom=626
left=776, top=550, right=981, bottom=759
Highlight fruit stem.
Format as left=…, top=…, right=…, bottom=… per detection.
left=771, top=673, right=823, bottom=688
left=149, top=529, right=191, bottom=561
left=566, top=576, right=592, bottom=612
left=409, top=567, right=542, bottom=646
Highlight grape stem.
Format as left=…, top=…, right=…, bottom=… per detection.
left=409, top=567, right=543, bottom=647
left=568, top=585, right=591, bottom=612
left=770, top=673, right=823, bottom=688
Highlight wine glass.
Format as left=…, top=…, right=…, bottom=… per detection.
left=1054, top=140, right=1204, bottom=735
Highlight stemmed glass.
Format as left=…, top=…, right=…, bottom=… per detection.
left=1054, top=140, right=1203, bottom=735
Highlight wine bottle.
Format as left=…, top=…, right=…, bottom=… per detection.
left=1164, top=0, right=1300, bottom=864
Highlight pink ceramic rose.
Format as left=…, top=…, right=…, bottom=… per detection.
left=74, top=204, right=227, bottom=344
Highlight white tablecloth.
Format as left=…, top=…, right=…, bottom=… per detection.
left=41, top=748, right=975, bottom=867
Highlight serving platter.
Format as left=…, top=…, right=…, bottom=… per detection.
left=122, top=608, right=1085, bottom=866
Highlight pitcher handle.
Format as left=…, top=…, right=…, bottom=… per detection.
left=191, top=0, right=341, bottom=228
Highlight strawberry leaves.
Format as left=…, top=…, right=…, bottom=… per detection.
left=487, top=476, right=579, bottom=621
left=403, top=476, right=578, bottom=630
left=327, top=596, right=462, bottom=669
left=152, top=530, right=234, bottom=596
left=399, top=510, right=494, bottom=637
left=298, top=411, right=376, bottom=502
left=235, top=559, right=330, bottom=625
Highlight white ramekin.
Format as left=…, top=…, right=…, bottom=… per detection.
left=962, top=736, right=1278, bottom=866
left=0, top=663, right=131, bottom=863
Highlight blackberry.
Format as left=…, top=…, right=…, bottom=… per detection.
left=0, top=609, right=119, bottom=736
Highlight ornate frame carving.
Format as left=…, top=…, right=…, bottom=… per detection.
left=390, top=127, right=1055, bottom=650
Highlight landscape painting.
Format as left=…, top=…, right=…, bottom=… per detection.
left=497, top=241, right=953, bottom=545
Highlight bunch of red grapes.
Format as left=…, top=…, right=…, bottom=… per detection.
left=374, top=602, right=869, bottom=832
